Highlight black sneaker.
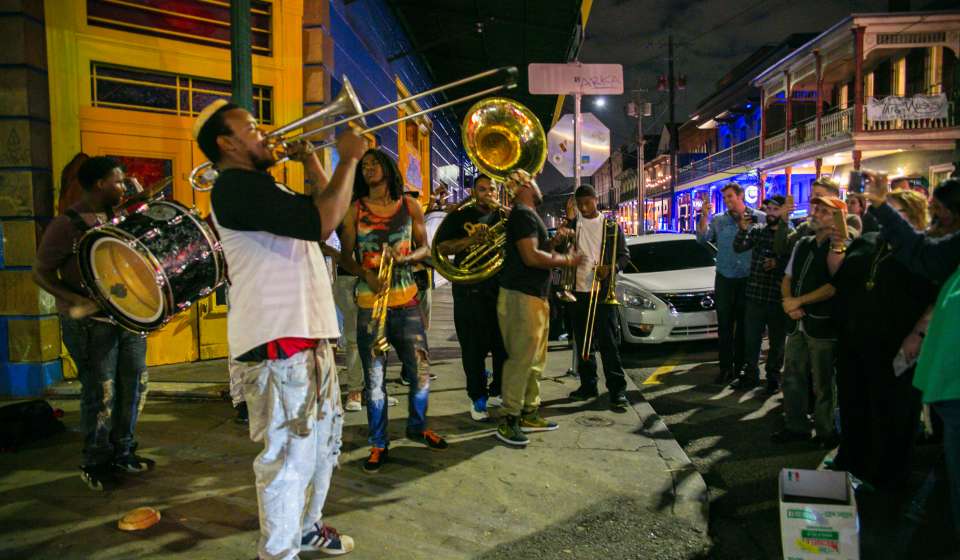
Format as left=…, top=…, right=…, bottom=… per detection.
left=568, top=386, right=599, bottom=401
left=406, top=429, right=449, bottom=450
left=80, top=464, right=117, bottom=491
left=771, top=429, right=812, bottom=444
left=301, top=522, right=355, bottom=555
left=234, top=402, right=249, bottom=424
left=363, top=447, right=388, bottom=473
left=729, top=377, right=758, bottom=390
left=496, top=416, right=528, bottom=447
left=610, top=392, right=629, bottom=412
left=113, top=453, right=155, bottom=474
left=764, top=382, right=781, bottom=396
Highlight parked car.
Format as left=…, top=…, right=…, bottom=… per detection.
left=615, top=233, right=718, bottom=345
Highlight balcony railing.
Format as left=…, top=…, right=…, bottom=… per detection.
left=764, top=132, right=786, bottom=157
left=677, top=136, right=760, bottom=185
left=820, top=107, right=854, bottom=139
left=764, top=107, right=855, bottom=158
left=865, top=101, right=955, bottom=131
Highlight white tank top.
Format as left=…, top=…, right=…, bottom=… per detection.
left=211, top=211, right=339, bottom=359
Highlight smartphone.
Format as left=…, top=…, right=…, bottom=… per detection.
left=750, top=213, right=760, bottom=224
left=848, top=171, right=864, bottom=194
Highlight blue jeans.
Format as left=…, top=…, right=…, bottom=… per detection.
left=357, top=306, right=429, bottom=449
left=60, top=317, right=148, bottom=467
left=934, top=400, right=960, bottom=535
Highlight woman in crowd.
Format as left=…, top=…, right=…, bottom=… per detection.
left=828, top=190, right=938, bottom=490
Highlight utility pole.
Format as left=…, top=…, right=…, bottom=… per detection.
left=574, top=91, right=583, bottom=190
left=667, top=32, right=678, bottom=231
left=230, top=0, right=253, bottom=111
left=627, top=94, right=651, bottom=234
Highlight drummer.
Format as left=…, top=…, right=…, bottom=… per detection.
left=33, top=156, right=153, bottom=492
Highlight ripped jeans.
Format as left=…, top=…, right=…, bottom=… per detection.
left=357, top=305, right=429, bottom=449
left=60, top=316, right=148, bottom=467
left=235, top=343, right=344, bottom=560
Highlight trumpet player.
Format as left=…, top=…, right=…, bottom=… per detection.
left=199, top=100, right=365, bottom=558
left=496, top=170, right=585, bottom=447
left=567, top=185, right=630, bottom=411
left=434, top=174, right=508, bottom=421
left=339, top=148, right=448, bottom=474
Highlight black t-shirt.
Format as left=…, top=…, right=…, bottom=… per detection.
left=211, top=168, right=322, bottom=241
left=499, top=202, right=550, bottom=299
left=831, top=232, right=937, bottom=361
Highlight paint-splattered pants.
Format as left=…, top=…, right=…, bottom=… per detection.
left=357, top=305, right=430, bottom=449
left=60, top=316, right=148, bottom=467
left=235, top=344, right=344, bottom=560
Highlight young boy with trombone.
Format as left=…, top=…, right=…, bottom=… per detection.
left=567, top=185, right=631, bottom=411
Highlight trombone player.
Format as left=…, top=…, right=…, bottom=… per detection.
left=567, top=185, right=630, bottom=412
left=434, top=174, right=508, bottom=422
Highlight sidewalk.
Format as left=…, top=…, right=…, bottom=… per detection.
left=4, top=287, right=710, bottom=559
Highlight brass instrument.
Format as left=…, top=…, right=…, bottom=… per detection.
left=369, top=245, right=394, bottom=355
left=431, top=97, right=547, bottom=284
left=557, top=220, right=579, bottom=302
left=190, top=67, right=519, bottom=191
left=582, top=220, right=621, bottom=360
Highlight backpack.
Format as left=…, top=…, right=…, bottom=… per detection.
left=0, top=399, right=66, bottom=452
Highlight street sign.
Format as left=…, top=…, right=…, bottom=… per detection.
left=528, top=63, right=624, bottom=95
left=547, top=113, right=610, bottom=178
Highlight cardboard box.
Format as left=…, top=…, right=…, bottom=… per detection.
left=780, top=468, right=859, bottom=559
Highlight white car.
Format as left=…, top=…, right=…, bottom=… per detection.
left=615, top=233, right=719, bottom=345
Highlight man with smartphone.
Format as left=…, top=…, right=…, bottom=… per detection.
left=696, top=183, right=766, bottom=385
left=731, top=195, right=794, bottom=392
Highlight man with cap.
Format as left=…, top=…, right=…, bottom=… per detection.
left=731, top=195, right=794, bottom=392
left=566, top=185, right=630, bottom=410
left=773, top=195, right=846, bottom=447
left=195, top=99, right=366, bottom=558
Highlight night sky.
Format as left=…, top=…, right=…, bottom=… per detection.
left=537, top=0, right=943, bottom=195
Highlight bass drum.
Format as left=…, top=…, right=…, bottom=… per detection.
left=423, top=210, right=448, bottom=288
left=77, top=200, right=225, bottom=333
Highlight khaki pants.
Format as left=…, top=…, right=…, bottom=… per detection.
left=497, top=288, right=549, bottom=417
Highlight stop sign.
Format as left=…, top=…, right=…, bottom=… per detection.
left=547, top=112, right=611, bottom=178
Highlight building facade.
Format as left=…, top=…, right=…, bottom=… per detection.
left=0, top=0, right=470, bottom=395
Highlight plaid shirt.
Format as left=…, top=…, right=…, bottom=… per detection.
left=733, top=222, right=791, bottom=304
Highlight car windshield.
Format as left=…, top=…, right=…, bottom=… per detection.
left=624, top=239, right=716, bottom=274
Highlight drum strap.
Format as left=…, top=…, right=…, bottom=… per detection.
left=63, top=208, right=90, bottom=235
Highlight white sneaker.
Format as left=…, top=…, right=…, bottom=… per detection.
left=387, top=396, right=399, bottom=407
left=487, top=395, right=502, bottom=408
left=344, top=392, right=362, bottom=412
left=470, top=401, right=490, bottom=422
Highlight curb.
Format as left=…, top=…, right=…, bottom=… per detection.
left=624, top=372, right=711, bottom=531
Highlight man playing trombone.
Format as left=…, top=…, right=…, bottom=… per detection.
left=434, top=174, right=508, bottom=422
left=198, top=100, right=365, bottom=558
left=567, top=185, right=630, bottom=412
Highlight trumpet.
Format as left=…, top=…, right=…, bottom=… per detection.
left=557, top=221, right=579, bottom=303
left=369, top=245, right=394, bottom=355
left=190, top=67, right=520, bottom=191
left=582, top=220, right=621, bottom=360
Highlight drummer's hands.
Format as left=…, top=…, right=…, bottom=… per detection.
left=68, top=296, right=100, bottom=320
left=336, top=130, right=367, bottom=162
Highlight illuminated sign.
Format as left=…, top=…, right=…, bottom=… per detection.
left=745, top=185, right=759, bottom=204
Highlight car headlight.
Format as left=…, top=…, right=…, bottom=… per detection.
left=622, top=289, right=659, bottom=310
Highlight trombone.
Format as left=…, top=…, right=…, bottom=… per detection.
left=581, top=220, right=621, bottom=360
left=190, top=67, right=520, bottom=191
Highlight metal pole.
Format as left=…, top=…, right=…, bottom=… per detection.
left=574, top=92, right=582, bottom=189
left=230, top=0, right=253, bottom=111
left=637, top=114, right=645, bottom=234
left=668, top=32, right=677, bottom=230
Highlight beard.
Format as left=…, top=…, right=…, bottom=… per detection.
left=766, top=215, right=781, bottom=226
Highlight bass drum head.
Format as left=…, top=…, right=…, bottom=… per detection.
left=89, top=236, right=164, bottom=326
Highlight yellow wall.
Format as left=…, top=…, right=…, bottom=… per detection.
left=43, top=0, right=308, bottom=366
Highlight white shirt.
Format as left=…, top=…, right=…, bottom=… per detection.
left=575, top=214, right=605, bottom=292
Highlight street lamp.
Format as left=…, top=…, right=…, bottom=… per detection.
left=594, top=97, right=606, bottom=108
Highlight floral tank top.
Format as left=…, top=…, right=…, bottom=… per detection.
left=355, top=196, right=419, bottom=309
